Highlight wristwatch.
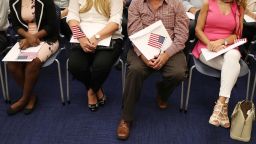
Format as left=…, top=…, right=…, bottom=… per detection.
left=224, top=39, right=228, bottom=46
left=95, top=34, right=101, bottom=41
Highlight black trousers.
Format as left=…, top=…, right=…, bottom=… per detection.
left=68, top=39, right=122, bottom=92
left=121, top=49, right=187, bottom=121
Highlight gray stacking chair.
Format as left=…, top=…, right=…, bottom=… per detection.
left=4, top=47, right=65, bottom=105
left=183, top=56, right=251, bottom=112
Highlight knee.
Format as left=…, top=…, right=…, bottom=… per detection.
left=163, top=67, right=186, bottom=82
left=91, top=62, right=112, bottom=73
left=68, top=58, right=87, bottom=74
left=26, top=58, right=42, bottom=73
left=224, top=50, right=241, bottom=61
left=7, top=63, right=19, bottom=73
left=127, top=64, right=146, bottom=77
left=68, top=59, right=80, bottom=74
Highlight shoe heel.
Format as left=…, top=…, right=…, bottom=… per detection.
left=98, top=96, right=106, bottom=106
left=97, top=88, right=106, bottom=106
left=88, top=103, right=99, bottom=112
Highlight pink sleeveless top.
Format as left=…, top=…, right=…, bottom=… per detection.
left=192, top=0, right=238, bottom=58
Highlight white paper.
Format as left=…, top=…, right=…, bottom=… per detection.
left=129, top=20, right=172, bottom=60
left=186, top=12, right=195, bottom=20
left=70, top=22, right=112, bottom=47
left=244, top=14, right=256, bottom=23
left=2, top=42, right=44, bottom=62
left=201, top=38, right=247, bottom=61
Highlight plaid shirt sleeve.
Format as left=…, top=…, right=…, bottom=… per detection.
left=127, top=0, right=144, bottom=56
left=165, top=1, right=189, bottom=57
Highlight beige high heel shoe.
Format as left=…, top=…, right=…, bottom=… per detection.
left=209, top=100, right=224, bottom=127
left=219, top=103, right=230, bottom=128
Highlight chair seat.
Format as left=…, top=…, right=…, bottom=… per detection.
left=193, top=57, right=249, bottom=78
left=42, top=49, right=61, bottom=67
left=193, top=57, right=220, bottom=78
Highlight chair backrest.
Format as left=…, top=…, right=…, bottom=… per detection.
left=193, top=56, right=249, bottom=78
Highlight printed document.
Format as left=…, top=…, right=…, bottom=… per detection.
left=201, top=39, right=247, bottom=61
left=2, top=42, right=44, bottom=62
left=129, top=20, right=172, bottom=60
left=70, top=22, right=112, bottom=47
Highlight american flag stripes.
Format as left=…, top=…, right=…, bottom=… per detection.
left=147, top=33, right=165, bottom=49
left=71, top=25, right=85, bottom=39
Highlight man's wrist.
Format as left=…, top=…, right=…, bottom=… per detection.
left=163, top=51, right=170, bottom=59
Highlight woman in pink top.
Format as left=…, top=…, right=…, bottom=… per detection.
left=192, top=0, right=246, bottom=128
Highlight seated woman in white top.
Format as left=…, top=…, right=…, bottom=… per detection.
left=67, top=0, right=123, bottom=111
left=183, top=0, right=204, bottom=14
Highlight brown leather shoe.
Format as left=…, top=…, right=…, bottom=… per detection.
left=117, top=119, right=130, bottom=140
left=156, top=95, right=168, bottom=109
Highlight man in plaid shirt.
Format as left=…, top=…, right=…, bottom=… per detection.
left=117, top=0, right=189, bottom=140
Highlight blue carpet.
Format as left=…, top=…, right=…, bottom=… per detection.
left=0, top=51, right=255, bottom=144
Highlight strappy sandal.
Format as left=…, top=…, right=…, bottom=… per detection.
left=219, top=103, right=230, bottom=128
left=209, top=101, right=223, bottom=127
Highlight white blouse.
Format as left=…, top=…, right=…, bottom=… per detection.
left=67, top=0, right=123, bottom=39
left=0, top=0, right=9, bottom=31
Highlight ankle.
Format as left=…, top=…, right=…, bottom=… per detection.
left=96, top=88, right=104, bottom=98
left=87, top=89, right=97, bottom=104
left=218, top=96, right=228, bottom=104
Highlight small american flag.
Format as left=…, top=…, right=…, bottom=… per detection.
left=148, top=33, right=165, bottom=49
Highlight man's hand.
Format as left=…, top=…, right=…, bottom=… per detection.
left=78, top=37, right=95, bottom=53
left=151, top=52, right=170, bottom=70
left=207, top=39, right=226, bottom=52
left=140, top=55, right=155, bottom=68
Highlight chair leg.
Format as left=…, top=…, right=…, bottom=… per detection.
left=4, top=62, right=10, bottom=103
left=250, top=73, right=256, bottom=101
left=120, top=59, right=126, bottom=94
left=0, top=65, right=6, bottom=102
left=55, top=59, right=65, bottom=105
left=184, top=65, right=195, bottom=113
left=66, top=59, right=70, bottom=104
left=246, top=70, right=251, bottom=100
left=180, top=81, right=184, bottom=112
left=120, top=59, right=127, bottom=109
